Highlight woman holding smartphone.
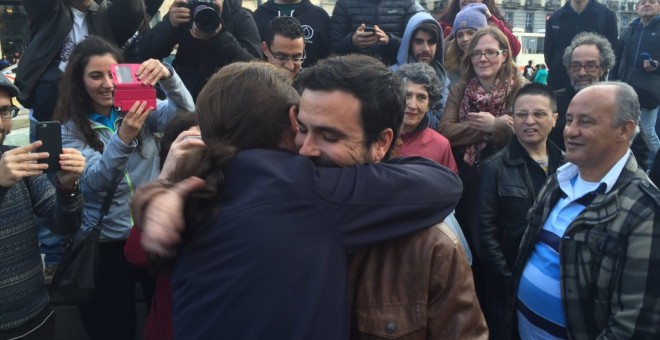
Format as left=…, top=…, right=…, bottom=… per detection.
left=53, top=35, right=194, bottom=340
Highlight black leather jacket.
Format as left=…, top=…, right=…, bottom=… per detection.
left=477, top=137, right=563, bottom=289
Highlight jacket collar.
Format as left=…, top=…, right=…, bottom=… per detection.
left=503, top=137, right=563, bottom=169
left=401, top=114, right=429, bottom=138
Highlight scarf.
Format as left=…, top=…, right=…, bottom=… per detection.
left=458, top=76, right=511, bottom=166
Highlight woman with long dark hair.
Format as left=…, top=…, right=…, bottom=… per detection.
left=53, top=35, right=193, bottom=340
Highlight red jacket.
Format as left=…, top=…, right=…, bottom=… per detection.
left=124, top=226, right=173, bottom=340
left=400, top=126, right=458, bottom=174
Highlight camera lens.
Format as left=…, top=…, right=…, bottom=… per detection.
left=193, top=5, right=221, bottom=33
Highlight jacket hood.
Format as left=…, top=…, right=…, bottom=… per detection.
left=396, top=12, right=444, bottom=66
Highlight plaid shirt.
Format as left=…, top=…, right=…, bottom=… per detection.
left=511, top=155, right=660, bottom=339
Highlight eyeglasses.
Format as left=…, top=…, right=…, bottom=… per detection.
left=569, top=62, right=600, bottom=73
left=0, top=105, right=19, bottom=119
left=267, top=45, right=306, bottom=64
left=471, top=49, right=507, bottom=60
left=513, top=111, right=550, bottom=120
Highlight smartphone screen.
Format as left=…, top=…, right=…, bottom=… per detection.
left=35, top=121, right=62, bottom=172
left=364, top=26, right=376, bottom=35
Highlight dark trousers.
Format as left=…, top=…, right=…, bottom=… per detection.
left=77, top=240, right=154, bottom=340
left=0, top=307, right=55, bottom=340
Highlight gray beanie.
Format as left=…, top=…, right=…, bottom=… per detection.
left=0, top=73, right=19, bottom=98
left=452, top=3, right=488, bottom=37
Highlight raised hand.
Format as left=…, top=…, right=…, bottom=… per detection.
left=0, top=141, right=49, bottom=188
left=56, top=148, right=86, bottom=189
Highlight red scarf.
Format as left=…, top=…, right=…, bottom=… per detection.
left=458, top=76, right=511, bottom=166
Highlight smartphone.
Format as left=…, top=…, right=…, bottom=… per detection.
left=363, top=26, right=376, bottom=35
left=35, top=121, right=62, bottom=172
left=110, top=64, right=157, bottom=112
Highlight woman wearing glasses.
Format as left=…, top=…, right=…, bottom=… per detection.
left=438, top=25, right=526, bottom=296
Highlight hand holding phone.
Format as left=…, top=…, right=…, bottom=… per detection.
left=363, top=26, right=376, bottom=35
left=641, top=52, right=658, bottom=68
left=111, top=64, right=157, bottom=112
left=36, top=121, right=62, bottom=173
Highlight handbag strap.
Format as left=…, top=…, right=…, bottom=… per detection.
left=93, top=177, right=122, bottom=230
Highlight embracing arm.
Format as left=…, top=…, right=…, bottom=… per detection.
left=316, top=157, right=462, bottom=252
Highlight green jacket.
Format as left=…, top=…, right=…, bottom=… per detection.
left=510, top=154, right=660, bottom=339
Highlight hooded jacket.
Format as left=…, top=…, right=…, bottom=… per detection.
left=252, top=0, right=331, bottom=67
left=139, top=0, right=262, bottom=99
left=392, top=12, right=449, bottom=131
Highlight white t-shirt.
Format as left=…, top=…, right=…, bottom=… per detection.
left=58, top=7, right=88, bottom=71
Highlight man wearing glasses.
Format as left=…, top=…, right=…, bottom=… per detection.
left=262, top=16, right=306, bottom=78
left=0, top=74, right=85, bottom=339
left=550, top=32, right=648, bottom=171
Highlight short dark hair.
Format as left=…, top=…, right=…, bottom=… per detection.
left=413, top=22, right=440, bottom=45
left=293, top=54, right=405, bottom=160
left=513, top=83, right=557, bottom=112
left=264, top=16, right=304, bottom=46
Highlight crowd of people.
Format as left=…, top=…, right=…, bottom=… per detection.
left=1, top=0, right=660, bottom=339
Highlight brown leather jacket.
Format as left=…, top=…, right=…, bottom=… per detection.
left=349, top=223, right=488, bottom=340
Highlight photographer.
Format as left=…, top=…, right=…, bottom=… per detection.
left=140, top=0, right=262, bottom=99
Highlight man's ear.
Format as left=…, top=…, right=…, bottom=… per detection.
left=369, top=128, right=394, bottom=163
left=288, top=105, right=298, bottom=133
left=618, top=120, right=637, bottom=142
left=552, top=112, right=559, bottom=127
left=261, top=41, right=269, bottom=58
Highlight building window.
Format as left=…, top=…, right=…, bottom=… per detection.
left=505, top=12, right=514, bottom=26
left=525, top=12, right=534, bottom=32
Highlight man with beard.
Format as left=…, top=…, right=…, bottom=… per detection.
left=132, top=57, right=464, bottom=339
left=0, top=74, right=85, bottom=339
left=391, top=11, right=448, bottom=129
left=550, top=32, right=649, bottom=169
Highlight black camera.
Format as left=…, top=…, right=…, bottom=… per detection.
left=185, top=0, right=221, bottom=34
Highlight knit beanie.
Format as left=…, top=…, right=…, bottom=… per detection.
left=452, top=3, right=488, bottom=36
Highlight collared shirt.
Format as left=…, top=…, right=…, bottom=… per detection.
left=516, top=150, right=631, bottom=340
